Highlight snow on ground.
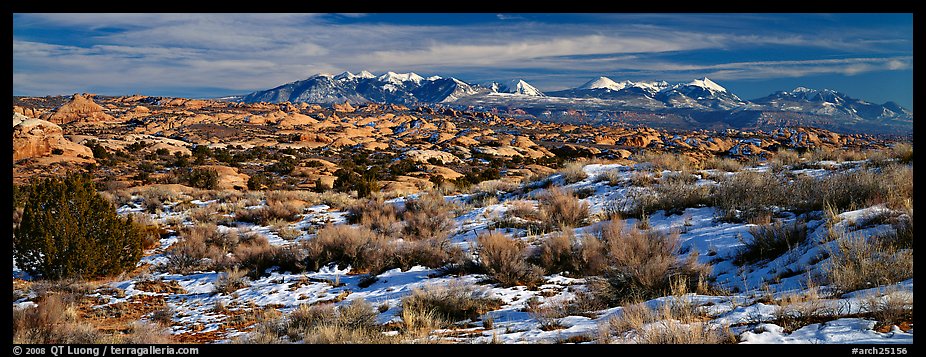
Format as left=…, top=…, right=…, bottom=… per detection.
left=12, top=159, right=913, bottom=344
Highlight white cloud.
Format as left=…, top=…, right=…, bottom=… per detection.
left=12, top=13, right=913, bottom=96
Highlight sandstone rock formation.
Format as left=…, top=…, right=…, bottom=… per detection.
left=13, top=118, right=94, bottom=162
left=44, top=93, right=115, bottom=124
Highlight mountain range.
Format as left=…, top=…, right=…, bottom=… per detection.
left=239, top=71, right=912, bottom=135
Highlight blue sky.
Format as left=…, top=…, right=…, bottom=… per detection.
left=13, top=13, right=913, bottom=108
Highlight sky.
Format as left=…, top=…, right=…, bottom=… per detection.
left=12, top=13, right=914, bottom=109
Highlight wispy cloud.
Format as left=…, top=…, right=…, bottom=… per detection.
left=496, top=14, right=526, bottom=21
left=12, top=13, right=913, bottom=99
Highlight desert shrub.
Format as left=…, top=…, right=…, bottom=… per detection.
left=333, top=169, right=380, bottom=199
left=163, top=225, right=228, bottom=274
left=393, top=238, right=463, bottom=271
left=214, top=268, right=250, bottom=295
left=305, top=225, right=392, bottom=274
left=235, top=199, right=305, bottom=225
left=148, top=306, right=174, bottom=326
left=640, top=152, right=693, bottom=172
left=594, top=169, right=624, bottom=186
left=232, top=236, right=304, bottom=278
left=623, top=180, right=711, bottom=218
left=864, top=289, right=913, bottom=331
left=560, top=161, right=589, bottom=184
left=127, top=212, right=164, bottom=250
left=183, top=168, right=219, bottom=190
left=535, top=230, right=579, bottom=275
left=711, top=171, right=784, bottom=222
left=792, top=164, right=912, bottom=213
left=476, top=232, right=543, bottom=287
left=117, top=322, right=173, bottom=344
left=890, top=142, right=913, bottom=164
left=247, top=172, right=273, bottom=190
left=403, top=191, right=457, bottom=241
left=525, top=297, right=569, bottom=331
left=538, top=187, right=589, bottom=229
left=591, top=219, right=710, bottom=304
left=249, top=299, right=398, bottom=344
left=347, top=197, right=402, bottom=237
left=602, top=282, right=734, bottom=344
left=825, top=232, right=913, bottom=295
left=531, top=230, right=610, bottom=277
left=14, top=174, right=144, bottom=279
left=702, top=156, right=742, bottom=172
left=736, top=220, right=808, bottom=265
left=401, top=282, right=502, bottom=327
left=13, top=294, right=103, bottom=344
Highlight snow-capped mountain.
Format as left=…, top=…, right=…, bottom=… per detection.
left=240, top=71, right=911, bottom=134
left=655, top=77, right=744, bottom=110
left=242, top=71, right=482, bottom=105
left=487, top=79, right=545, bottom=96
left=751, top=87, right=913, bottom=123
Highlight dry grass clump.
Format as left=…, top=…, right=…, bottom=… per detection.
left=538, top=187, right=589, bottom=230
left=213, top=267, right=250, bottom=295
left=476, top=232, right=543, bottom=287
left=602, top=281, right=734, bottom=344
left=794, top=164, right=912, bottom=213
left=623, top=179, right=711, bottom=218
left=736, top=220, right=808, bottom=265
left=769, top=285, right=839, bottom=333
left=402, top=190, right=457, bottom=241
left=768, top=149, right=801, bottom=171
left=702, top=156, right=743, bottom=172
left=235, top=199, right=305, bottom=226
left=13, top=294, right=101, bottom=344
left=890, top=142, right=913, bottom=164
left=593, top=169, right=624, bottom=186
left=863, top=289, right=913, bottom=332
left=471, top=179, right=521, bottom=196
left=536, top=230, right=579, bottom=275
left=640, top=151, right=693, bottom=172
left=560, top=160, right=589, bottom=184
left=825, top=231, right=913, bottom=295
left=401, top=282, right=502, bottom=328
left=116, top=322, right=173, bottom=344
left=525, top=297, right=570, bottom=331
left=242, top=299, right=399, bottom=344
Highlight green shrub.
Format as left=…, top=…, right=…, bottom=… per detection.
left=184, top=168, right=219, bottom=190
left=14, top=174, right=144, bottom=279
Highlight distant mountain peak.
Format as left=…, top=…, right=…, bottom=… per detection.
left=378, top=71, right=424, bottom=84
left=578, top=76, right=627, bottom=91
left=499, top=79, right=545, bottom=96
left=687, top=77, right=726, bottom=93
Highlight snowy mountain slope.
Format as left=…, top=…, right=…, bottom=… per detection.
left=751, top=87, right=913, bottom=124
left=240, top=72, right=911, bottom=134
left=488, top=79, right=545, bottom=96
